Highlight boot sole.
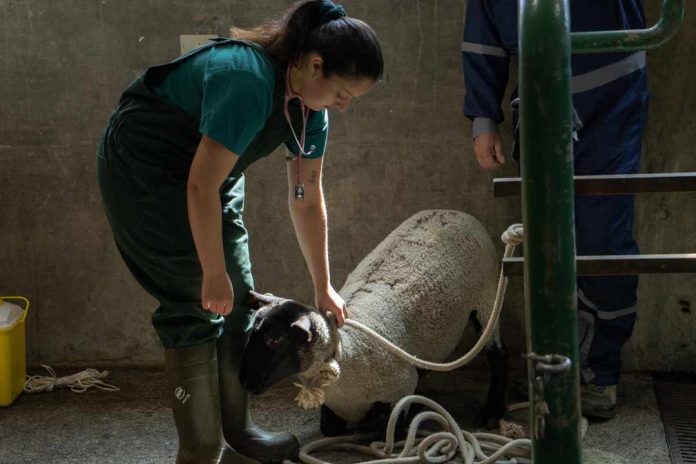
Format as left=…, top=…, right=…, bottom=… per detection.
left=581, top=405, right=616, bottom=421
left=234, top=447, right=299, bottom=464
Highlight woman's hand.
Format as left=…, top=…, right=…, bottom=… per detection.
left=201, top=272, right=234, bottom=316
left=315, top=285, right=347, bottom=327
left=188, top=136, right=240, bottom=317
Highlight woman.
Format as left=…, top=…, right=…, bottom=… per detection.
left=96, top=1, right=383, bottom=462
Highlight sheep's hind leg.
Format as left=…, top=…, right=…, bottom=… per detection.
left=477, top=339, right=509, bottom=428
left=470, top=311, right=509, bottom=428
left=320, top=405, right=348, bottom=436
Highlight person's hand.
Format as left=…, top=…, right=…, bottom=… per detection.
left=315, top=286, right=347, bottom=328
left=474, top=132, right=505, bottom=169
left=201, top=272, right=234, bottom=316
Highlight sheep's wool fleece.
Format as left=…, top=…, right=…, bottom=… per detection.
left=324, top=210, right=498, bottom=422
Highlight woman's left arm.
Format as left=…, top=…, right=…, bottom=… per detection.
left=287, top=155, right=346, bottom=327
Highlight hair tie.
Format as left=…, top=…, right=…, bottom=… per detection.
left=318, top=0, right=346, bottom=24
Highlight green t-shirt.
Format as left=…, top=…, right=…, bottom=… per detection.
left=153, top=43, right=328, bottom=159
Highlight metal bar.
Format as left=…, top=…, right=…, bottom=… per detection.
left=504, top=254, right=696, bottom=276
left=519, top=0, right=581, bottom=462
left=494, top=173, right=696, bottom=197
left=571, top=0, right=685, bottom=53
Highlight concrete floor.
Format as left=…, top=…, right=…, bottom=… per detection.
left=0, top=367, right=670, bottom=464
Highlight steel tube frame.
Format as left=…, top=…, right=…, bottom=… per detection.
left=493, top=173, right=696, bottom=197
left=572, top=0, right=684, bottom=53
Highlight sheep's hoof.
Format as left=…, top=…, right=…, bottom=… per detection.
left=320, top=405, right=348, bottom=436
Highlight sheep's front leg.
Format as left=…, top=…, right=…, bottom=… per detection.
left=320, top=405, right=348, bottom=436
left=321, top=402, right=411, bottom=441
left=357, top=402, right=411, bottom=442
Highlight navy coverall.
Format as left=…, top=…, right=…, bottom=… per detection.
left=462, top=0, right=649, bottom=386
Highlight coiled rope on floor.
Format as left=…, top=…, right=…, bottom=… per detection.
left=24, top=364, right=119, bottom=393
left=299, top=395, right=531, bottom=464
left=299, top=225, right=528, bottom=464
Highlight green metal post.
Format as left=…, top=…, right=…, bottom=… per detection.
left=519, top=0, right=581, bottom=462
left=515, top=0, right=685, bottom=462
left=572, top=0, right=685, bottom=53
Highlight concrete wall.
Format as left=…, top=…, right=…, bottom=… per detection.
left=0, top=0, right=694, bottom=372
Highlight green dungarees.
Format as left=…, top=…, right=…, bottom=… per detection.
left=97, top=39, right=315, bottom=348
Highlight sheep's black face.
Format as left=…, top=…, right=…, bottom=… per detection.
left=239, top=292, right=316, bottom=394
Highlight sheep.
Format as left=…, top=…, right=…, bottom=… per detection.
left=239, top=209, right=507, bottom=435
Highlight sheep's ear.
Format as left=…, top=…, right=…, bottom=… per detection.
left=247, top=290, right=281, bottom=309
left=290, top=315, right=313, bottom=343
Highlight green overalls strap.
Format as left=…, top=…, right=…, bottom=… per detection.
left=97, top=38, right=306, bottom=349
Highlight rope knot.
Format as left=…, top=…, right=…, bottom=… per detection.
left=501, top=224, right=524, bottom=246
left=293, top=359, right=341, bottom=409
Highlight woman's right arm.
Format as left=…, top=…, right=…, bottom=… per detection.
left=188, top=135, right=240, bottom=316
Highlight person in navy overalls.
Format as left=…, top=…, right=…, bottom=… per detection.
left=462, top=0, right=649, bottom=420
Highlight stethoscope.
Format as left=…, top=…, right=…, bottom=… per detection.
left=283, top=64, right=316, bottom=200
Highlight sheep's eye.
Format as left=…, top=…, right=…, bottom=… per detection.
left=265, top=336, right=283, bottom=347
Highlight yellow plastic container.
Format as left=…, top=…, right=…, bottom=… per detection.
left=0, top=296, right=29, bottom=406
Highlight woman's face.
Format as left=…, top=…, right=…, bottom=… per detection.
left=293, top=54, right=377, bottom=112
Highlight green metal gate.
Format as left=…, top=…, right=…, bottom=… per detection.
left=516, top=1, right=686, bottom=462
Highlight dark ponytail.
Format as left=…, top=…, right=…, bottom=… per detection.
left=230, top=0, right=384, bottom=81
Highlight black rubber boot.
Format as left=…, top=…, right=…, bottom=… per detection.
left=217, top=312, right=300, bottom=463
left=165, top=340, right=260, bottom=464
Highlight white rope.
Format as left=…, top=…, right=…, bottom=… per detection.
left=298, top=225, right=527, bottom=464
left=343, top=224, right=524, bottom=372
left=297, top=395, right=531, bottom=464
left=24, top=364, right=120, bottom=393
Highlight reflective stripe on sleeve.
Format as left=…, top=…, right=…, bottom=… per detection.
left=461, top=41, right=508, bottom=58
left=572, top=51, right=646, bottom=94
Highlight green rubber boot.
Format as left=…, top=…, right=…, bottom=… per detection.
left=165, top=340, right=260, bottom=464
left=217, top=311, right=300, bottom=463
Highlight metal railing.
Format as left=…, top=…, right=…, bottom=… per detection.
left=572, top=0, right=685, bottom=53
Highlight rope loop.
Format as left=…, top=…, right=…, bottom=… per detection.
left=334, top=224, right=524, bottom=374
